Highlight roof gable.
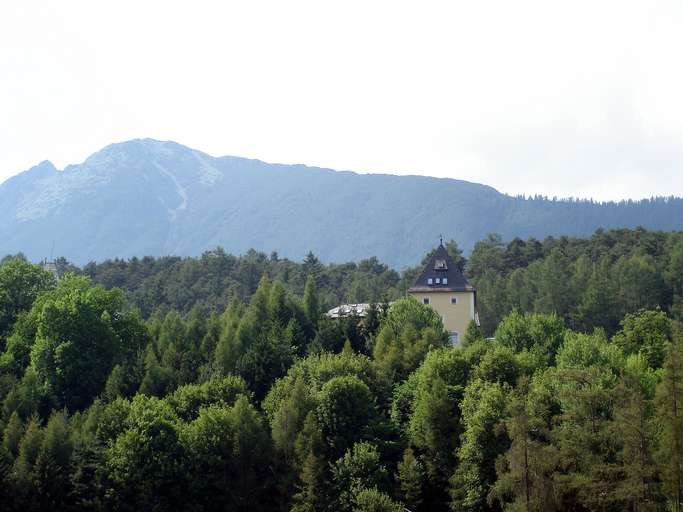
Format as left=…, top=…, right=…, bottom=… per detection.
left=409, top=244, right=473, bottom=292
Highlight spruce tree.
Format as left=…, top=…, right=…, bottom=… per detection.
left=489, top=378, right=557, bottom=512
left=397, top=447, right=424, bottom=510
left=2, top=411, right=23, bottom=458
left=655, top=341, right=683, bottom=511
left=612, top=377, right=660, bottom=510
left=303, top=275, right=320, bottom=328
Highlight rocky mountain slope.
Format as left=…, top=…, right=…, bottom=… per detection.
left=2, top=139, right=682, bottom=268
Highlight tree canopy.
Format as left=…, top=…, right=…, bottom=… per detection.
left=0, top=228, right=682, bottom=511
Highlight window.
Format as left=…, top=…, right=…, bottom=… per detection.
left=427, top=278, right=433, bottom=285
left=443, top=278, right=448, bottom=285
left=450, top=296, right=458, bottom=305
left=422, top=297, right=430, bottom=305
left=435, top=278, right=441, bottom=284
left=448, top=331, right=459, bottom=345
left=434, top=259, right=448, bottom=270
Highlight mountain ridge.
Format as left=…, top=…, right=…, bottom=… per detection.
left=2, top=138, right=682, bottom=268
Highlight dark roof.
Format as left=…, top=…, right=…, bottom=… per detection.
left=408, top=244, right=474, bottom=293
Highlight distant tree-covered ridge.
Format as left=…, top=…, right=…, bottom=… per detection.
left=1, top=242, right=683, bottom=511
left=2, top=138, right=683, bottom=268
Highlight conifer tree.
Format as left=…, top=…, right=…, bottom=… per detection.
left=272, top=377, right=313, bottom=464
left=303, top=275, right=320, bottom=328
left=409, top=375, right=458, bottom=488
left=214, top=301, right=245, bottom=374
left=13, top=415, right=44, bottom=489
left=450, top=379, right=509, bottom=512
left=34, top=410, right=73, bottom=509
left=489, top=378, right=556, bottom=512
left=612, top=376, right=660, bottom=511
left=330, top=442, right=389, bottom=512
left=575, top=257, right=620, bottom=334
left=397, top=447, right=424, bottom=511
left=656, top=341, right=683, bottom=512
left=462, top=320, right=484, bottom=347
left=352, top=487, right=404, bottom=512
left=2, top=411, right=23, bottom=458
left=291, top=451, right=323, bottom=512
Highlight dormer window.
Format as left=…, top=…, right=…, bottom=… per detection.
left=427, top=278, right=433, bottom=285
left=434, top=259, right=448, bottom=270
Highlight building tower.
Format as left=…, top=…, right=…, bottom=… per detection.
left=42, top=259, right=59, bottom=281
left=408, top=241, right=477, bottom=344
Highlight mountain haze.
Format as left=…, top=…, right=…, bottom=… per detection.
left=2, top=139, right=682, bottom=268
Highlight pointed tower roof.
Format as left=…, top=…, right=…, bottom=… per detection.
left=409, top=244, right=474, bottom=293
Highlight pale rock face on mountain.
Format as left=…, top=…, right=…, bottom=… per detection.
left=1, top=138, right=682, bottom=268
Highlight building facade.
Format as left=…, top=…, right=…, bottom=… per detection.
left=408, top=243, right=477, bottom=344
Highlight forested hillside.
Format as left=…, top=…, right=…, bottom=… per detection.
left=51, top=226, right=683, bottom=337
left=1, top=227, right=683, bottom=511
left=2, top=138, right=683, bottom=268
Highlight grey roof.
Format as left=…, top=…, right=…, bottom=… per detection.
left=408, top=244, right=474, bottom=293
left=326, top=303, right=389, bottom=319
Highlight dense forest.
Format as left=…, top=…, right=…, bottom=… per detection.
left=0, top=227, right=682, bottom=511
left=63, top=226, right=683, bottom=337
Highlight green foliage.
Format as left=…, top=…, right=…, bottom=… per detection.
left=0, top=258, right=55, bottom=342
left=655, top=340, right=683, bottom=510
left=13, top=415, right=44, bottom=487
left=352, top=487, right=403, bottom=512
left=373, top=324, right=446, bottom=383
left=263, top=351, right=384, bottom=422
left=105, top=395, right=185, bottom=510
left=611, top=376, right=660, bottom=510
left=488, top=378, right=557, bottom=512
left=555, top=330, right=624, bottom=374
left=466, top=228, right=681, bottom=336
left=450, top=379, right=510, bottom=512
left=397, top=447, right=424, bottom=510
left=33, top=410, right=73, bottom=508
left=613, top=308, right=672, bottom=368
left=408, top=375, right=455, bottom=451
left=494, top=311, right=566, bottom=362
left=382, top=296, right=444, bottom=337
left=84, top=247, right=402, bottom=318
left=0, top=229, right=682, bottom=511
left=462, top=319, right=484, bottom=347
left=29, top=275, right=148, bottom=411
left=182, top=395, right=272, bottom=511
left=316, top=376, right=375, bottom=461
left=330, top=442, right=389, bottom=511
left=2, top=411, right=23, bottom=457
left=165, top=375, right=249, bottom=420
left=303, top=275, right=320, bottom=328
left=472, top=344, right=520, bottom=386
left=271, top=376, right=312, bottom=462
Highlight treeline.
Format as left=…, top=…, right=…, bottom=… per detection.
left=66, top=248, right=403, bottom=318
left=43, top=227, right=683, bottom=341
left=0, top=253, right=683, bottom=511
left=466, top=227, right=683, bottom=335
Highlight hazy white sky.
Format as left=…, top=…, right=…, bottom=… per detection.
left=1, top=1, right=682, bottom=200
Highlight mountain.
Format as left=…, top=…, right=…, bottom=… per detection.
left=2, top=138, right=682, bottom=269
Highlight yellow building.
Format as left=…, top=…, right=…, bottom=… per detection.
left=408, top=243, right=477, bottom=345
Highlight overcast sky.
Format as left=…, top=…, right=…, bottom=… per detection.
left=1, top=1, right=682, bottom=201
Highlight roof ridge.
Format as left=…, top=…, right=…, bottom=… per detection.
left=408, top=245, right=473, bottom=292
